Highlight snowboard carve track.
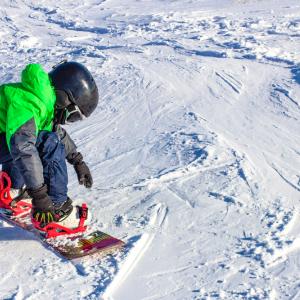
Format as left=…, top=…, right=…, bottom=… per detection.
left=103, top=203, right=168, bottom=300
left=270, top=163, right=300, bottom=193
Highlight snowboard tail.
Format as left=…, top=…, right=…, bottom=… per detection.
left=50, top=231, right=125, bottom=259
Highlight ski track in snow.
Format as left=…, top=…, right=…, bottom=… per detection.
left=0, top=0, right=300, bottom=299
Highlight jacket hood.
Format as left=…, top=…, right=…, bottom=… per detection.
left=21, top=64, right=55, bottom=101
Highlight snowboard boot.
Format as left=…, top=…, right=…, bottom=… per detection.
left=0, top=185, right=32, bottom=217
left=9, top=186, right=31, bottom=207
left=53, top=198, right=91, bottom=228
left=33, top=198, right=91, bottom=238
left=0, top=172, right=32, bottom=216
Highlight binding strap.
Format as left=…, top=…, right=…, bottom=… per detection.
left=33, top=203, right=88, bottom=239
left=0, top=172, right=32, bottom=216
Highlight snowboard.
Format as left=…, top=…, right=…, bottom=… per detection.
left=0, top=208, right=125, bottom=260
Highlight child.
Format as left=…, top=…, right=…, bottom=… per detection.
left=0, top=61, right=99, bottom=229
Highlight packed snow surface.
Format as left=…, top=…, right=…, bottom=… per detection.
left=0, top=0, right=300, bottom=299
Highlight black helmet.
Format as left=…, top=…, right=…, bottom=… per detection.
left=49, top=61, right=99, bottom=118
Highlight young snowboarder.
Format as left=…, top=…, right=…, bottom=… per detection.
left=0, top=61, right=99, bottom=231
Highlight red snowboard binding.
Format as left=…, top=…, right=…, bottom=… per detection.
left=0, top=171, right=89, bottom=239
left=31, top=203, right=89, bottom=239
left=0, top=171, right=32, bottom=217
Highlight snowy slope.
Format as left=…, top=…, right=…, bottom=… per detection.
left=0, top=0, right=300, bottom=299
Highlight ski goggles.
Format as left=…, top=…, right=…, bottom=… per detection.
left=65, top=104, right=85, bottom=123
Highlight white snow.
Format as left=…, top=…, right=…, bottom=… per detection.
left=0, top=0, right=300, bottom=299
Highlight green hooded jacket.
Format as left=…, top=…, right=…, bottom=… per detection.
left=0, top=64, right=56, bottom=148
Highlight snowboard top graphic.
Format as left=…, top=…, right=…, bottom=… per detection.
left=0, top=209, right=125, bottom=260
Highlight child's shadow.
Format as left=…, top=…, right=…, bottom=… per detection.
left=0, top=226, right=35, bottom=241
